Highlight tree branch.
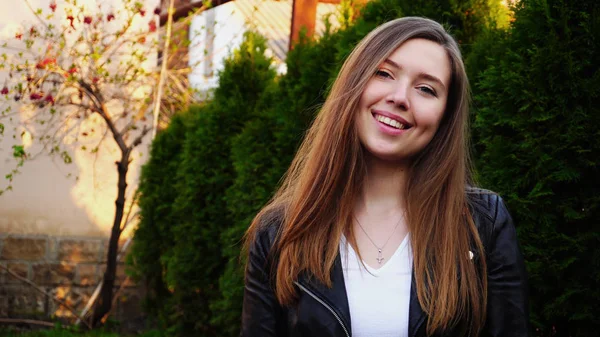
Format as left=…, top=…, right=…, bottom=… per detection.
left=0, top=318, right=57, bottom=328
left=100, top=276, right=131, bottom=325
left=133, top=125, right=150, bottom=147
left=98, top=12, right=138, bottom=70
left=78, top=80, right=127, bottom=153
left=24, top=0, right=51, bottom=30
left=128, top=125, right=151, bottom=154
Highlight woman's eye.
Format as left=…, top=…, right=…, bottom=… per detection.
left=375, top=70, right=392, bottom=78
left=418, top=86, right=437, bottom=97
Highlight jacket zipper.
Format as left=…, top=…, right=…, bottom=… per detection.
left=295, top=281, right=350, bottom=337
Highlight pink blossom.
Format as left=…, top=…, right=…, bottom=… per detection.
left=30, top=92, right=43, bottom=100
left=44, top=94, right=55, bottom=105
left=67, top=15, right=75, bottom=29
left=36, top=57, right=56, bottom=69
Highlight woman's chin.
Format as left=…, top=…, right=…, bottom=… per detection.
left=363, top=149, right=412, bottom=166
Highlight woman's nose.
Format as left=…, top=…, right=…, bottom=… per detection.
left=386, top=80, right=410, bottom=111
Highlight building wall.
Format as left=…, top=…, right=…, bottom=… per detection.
left=0, top=0, right=157, bottom=326
left=188, top=0, right=341, bottom=94
left=0, top=233, right=143, bottom=328
left=0, top=0, right=159, bottom=239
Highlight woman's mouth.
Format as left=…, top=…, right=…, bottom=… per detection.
left=374, top=114, right=408, bottom=129
left=372, top=112, right=413, bottom=130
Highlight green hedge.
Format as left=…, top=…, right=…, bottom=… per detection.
left=0, top=328, right=161, bottom=337
left=165, top=33, right=274, bottom=336
left=128, top=31, right=276, bottom=336
left=472, top=0, right=600, bottom=335
left=126, top=0, right=600, bottom=336
left=126, top=110, right=193, bottom=327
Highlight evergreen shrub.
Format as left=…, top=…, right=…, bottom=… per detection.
left=130, top=31, right=276, bottom=337
left=473, top=0, right=600, bottom=335
left=127, top=110, right=194, bottom=329
left=165, top=31, right=275, bottom=337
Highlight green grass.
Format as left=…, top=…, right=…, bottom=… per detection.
left=0, top=328, right=162, bottom=337
left=0, top=328, right=116, bottom=337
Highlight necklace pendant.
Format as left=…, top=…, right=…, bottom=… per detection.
left=376, top=249, right=384, bottom=264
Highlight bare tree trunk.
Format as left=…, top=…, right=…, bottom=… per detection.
left=91, top=151, right=130, bottom=327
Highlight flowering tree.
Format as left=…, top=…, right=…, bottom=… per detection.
left=0, top=0, right=188, bottom=326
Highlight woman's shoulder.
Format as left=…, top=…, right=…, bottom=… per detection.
left=466, top=186, right=507, bottom=221
left=465, top=186, right=514, bottom=249
left=248, top=205, right=286, bottom=252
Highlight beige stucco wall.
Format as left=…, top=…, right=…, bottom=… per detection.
left=0, top=0, right=159, bottom=238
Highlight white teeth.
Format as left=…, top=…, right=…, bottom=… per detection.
left=375, top=114, right=406, bottom=130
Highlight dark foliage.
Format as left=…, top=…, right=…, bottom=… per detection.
left=473, top=0, right=600, bottom=335
left=127, top=110, right=194, bottom=329
left=129, top=31, right=275, bottom=336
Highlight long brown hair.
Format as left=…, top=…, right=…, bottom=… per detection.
left=246, top=17, right=487, bottom=336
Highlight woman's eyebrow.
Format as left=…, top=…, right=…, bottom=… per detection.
left=417, top=72, right=446, bottom=91
left=383, top=58, right=400, bottom=69
left=382, top=59, right=446, bottom=91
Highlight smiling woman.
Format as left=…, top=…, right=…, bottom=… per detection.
left=242, top=17, right=529, bottom=337
left=356, top=38, right=450, bottom=162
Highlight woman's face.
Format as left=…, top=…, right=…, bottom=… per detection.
left=356, top=38, right=451, bottom=163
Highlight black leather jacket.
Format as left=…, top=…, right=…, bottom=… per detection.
left=241, top=189, right=529, bottom=337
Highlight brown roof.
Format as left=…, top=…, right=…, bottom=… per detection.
left=159, top=0, right=232, bottom=26
left=159, top=0, right=341, bottom=26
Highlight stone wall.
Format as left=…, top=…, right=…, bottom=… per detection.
left=0, top=233, right=145, bottom=328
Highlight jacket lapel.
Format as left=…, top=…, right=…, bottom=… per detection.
left=297, top=254, right=425, bottom=337
left=298, top=253, right=352, bottom=335
left=409, top=271, right=426, bottom=337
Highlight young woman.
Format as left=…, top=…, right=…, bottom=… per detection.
left=241, top=17, right=529, bottom=337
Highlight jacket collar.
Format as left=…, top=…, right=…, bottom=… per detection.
left=298, top=253, right=427, bottom=337
left=297, top=253, right=352, bottom=335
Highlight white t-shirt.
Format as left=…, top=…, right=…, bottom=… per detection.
left=339, top=234, right=413, bottom=337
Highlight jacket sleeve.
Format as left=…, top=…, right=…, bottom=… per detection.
left=241, top=225, right=283, bottom=337
left=484, top=196, right=530, bottom=337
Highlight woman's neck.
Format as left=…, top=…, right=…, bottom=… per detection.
left=358, top=155, right=410, bottom=215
